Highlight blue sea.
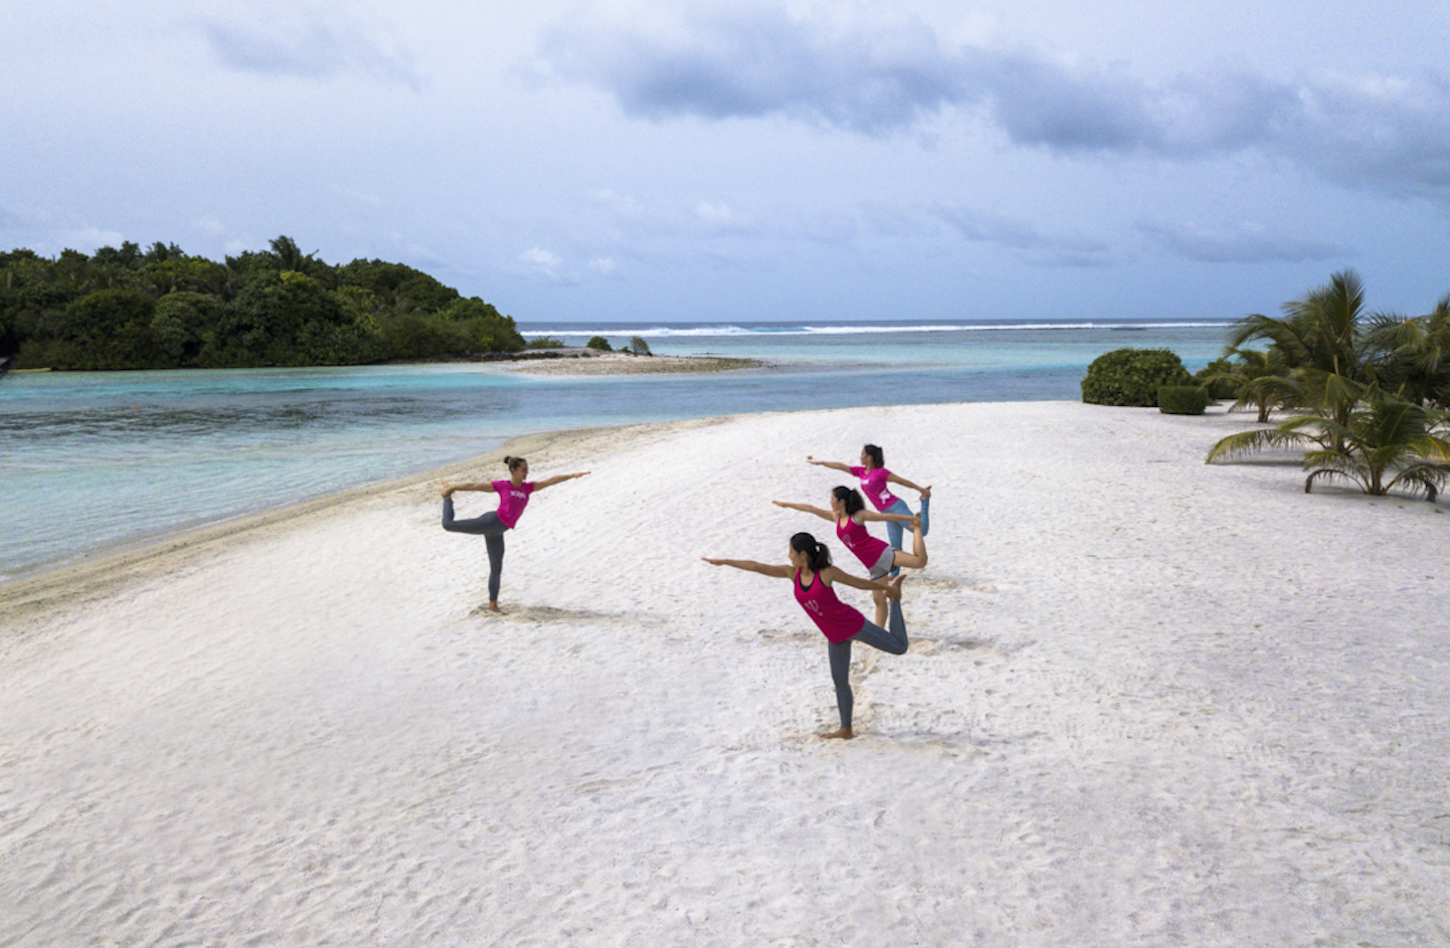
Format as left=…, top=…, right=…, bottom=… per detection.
left=0, top=319, right=1230, bottom=579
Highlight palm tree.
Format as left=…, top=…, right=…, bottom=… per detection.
left=1365, top=294, right=1450, bottom=409
left=1207, top=390, right=1450, bottom=499
left=1207, top=347, right=1301, bottom=423
left=1229, top=270, right=1378, bottom=448
left=269, top=236, right=310, bottom=272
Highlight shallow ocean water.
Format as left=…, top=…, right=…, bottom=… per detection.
left=1, top=320, right=1229, bottom=578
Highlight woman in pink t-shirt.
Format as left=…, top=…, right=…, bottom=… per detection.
left=441, top=455, right=589, bottom=613
left=773, top=486, right=927, bottom=625
left=703, top=532, right=908, bottom=740
left=808, top=443, right=930, bottom=554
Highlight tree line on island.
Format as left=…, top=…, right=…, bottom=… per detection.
left=0, top=237, right=532, bottom=371
left=1082, top=270, right=1450, bottom=499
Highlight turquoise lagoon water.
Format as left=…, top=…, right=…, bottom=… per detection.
left=0, top=320, right=1230, bottom=579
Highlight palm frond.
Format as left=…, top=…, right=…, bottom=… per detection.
left=1384, top=464, right=1448, bottom=501
left=1206, top=425, right=1316, bottom=463
left=1304, top=467, right=1365, bottom=494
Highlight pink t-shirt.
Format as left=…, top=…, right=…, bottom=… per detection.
left=491, top=479, right=535, bottom=528
left=836, top=515, right=889, bottom=570
left=849, top=466, right=898, bottom=512
left=793, top=569, right=866, bottom=643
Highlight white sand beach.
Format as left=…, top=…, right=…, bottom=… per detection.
left=1, top=401, right=1446, bottom=946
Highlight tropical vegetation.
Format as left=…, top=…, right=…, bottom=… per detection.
left=1201, top=347, right=1300, bottom=423
left=1080, top=348, right=1192, bottom=406
left=0, top=237, right=525, bottom=370
left=1157, top=385, right=1210, bottom=415
left=1205, top=270, right=1450, bottom=498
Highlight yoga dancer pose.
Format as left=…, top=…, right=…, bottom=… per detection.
left=703, top=533, right=908, bottom=740
left=441, top=456, right=589, bottom=613
left=774, top=486, right=926, bottom=624
left=809, top=444, right=930, bottom=552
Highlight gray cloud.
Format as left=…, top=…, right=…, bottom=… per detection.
left=538, top=7, right=1450, bottom=201
left=539, top=7, right=967, bottom=135
left=936, top=205, right=1115, bottom=267
left=1139, top=220, right=1349, bottom=263
left=203, top=19, right=422, bottom=90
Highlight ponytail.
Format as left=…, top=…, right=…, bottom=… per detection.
left=790, top=532, right=832, bottom=572
left=862, top=444, right=884, bottom=469
left=504, top=455, right=527, bottom=472
left=831, top=485, right=865, bottom=516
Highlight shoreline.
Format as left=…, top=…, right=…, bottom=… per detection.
left=2, top=399, right=1446, bottom=943
left=0, top=415, right=738, bottom=622
left=1, top=397, right=1433, bottom=611
left=497, top=350, right=767, bottom=375
left=3, top=349, right=768, bottom=376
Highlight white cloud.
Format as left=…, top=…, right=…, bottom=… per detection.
left=64, top=226, right=127, bottom=253
left=518, top=246, right=570, bottom=282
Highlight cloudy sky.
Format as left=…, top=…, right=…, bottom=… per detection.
left=3, top=0, right=1449, bottom=323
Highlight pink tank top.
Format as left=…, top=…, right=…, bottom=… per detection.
left=491, top=479, right=535, bottom=528
left=793, top=569, right=866, bottom=643
left=836, top=514, right=889, bottom=569
left=849, top=466, right=898, bottom=511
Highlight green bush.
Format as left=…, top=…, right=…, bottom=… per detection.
left=1158, top=385, right=1210, bottom=415
left=1081, top=348, right=1192, bottom=406
left=586, top=335, right=612, bottom=351
left=1193, top=357, right=1237, bottom=399
left=527, top=336, right=565, bottom=349
left=628, top=336, right=652, bottom=356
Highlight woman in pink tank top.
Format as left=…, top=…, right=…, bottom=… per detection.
left=808, top=443, right=931, bottom=554
left=774, top=485, right=928, bottom=607
left=703, top=532, right=909, bottom=740
left=440, top=456, right=590, bottom=614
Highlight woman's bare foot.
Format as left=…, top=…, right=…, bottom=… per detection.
left=487, top=601, right=505, bottom=614
left=441, top=483, right=456, bottom=498
left=885, top=573, right=905, bottom=600
left=820, top=727, right=854, bottom=740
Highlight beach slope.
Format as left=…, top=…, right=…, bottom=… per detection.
left=1, top=401, right=1446, bottom=946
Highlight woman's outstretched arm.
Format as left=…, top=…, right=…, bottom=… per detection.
left=701, top=558, right=793, bottom=579
left=532, top=471, right=591, bottom=492
left=772, top=500, right=835, bottom=522
left=441, top=481, right=498, bottom=497
left=856, top=510, right=915, bottom=524
left=807, top=459, right=853, bottom=473
left=886, top=472, right=931, bottom=497
left=822, top=566, right=901, bottom=598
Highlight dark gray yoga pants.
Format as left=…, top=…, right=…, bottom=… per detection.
left=827, top=599, right=908, bottom=729
left=442, top=497, right=508, bottom=602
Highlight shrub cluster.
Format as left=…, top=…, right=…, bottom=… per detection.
left=1081, top=348, right=1192, bottom=407
left=0, top=237, right=525, bottom=370
left=586, top=336, right=613, bottom=351
left=1157, top=386, right=1210, bottom=415
left=1193, top=358, right=1238, bottom=399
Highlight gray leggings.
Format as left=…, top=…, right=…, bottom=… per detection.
left=827, top=600, right=908, bottom=729
left=442, top=498, right=508, bottom=602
